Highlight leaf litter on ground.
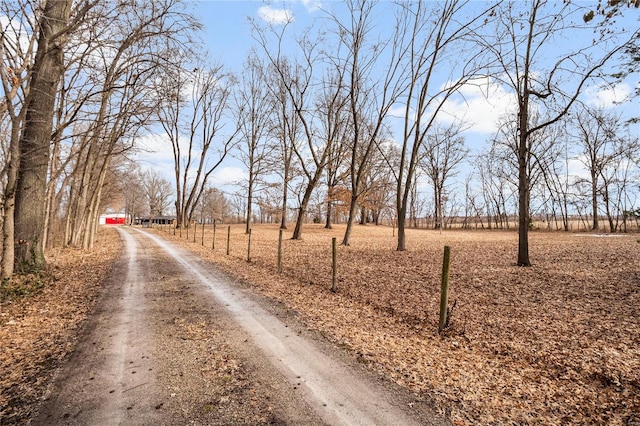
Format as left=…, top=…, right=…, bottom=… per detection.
left=2, top=224, right=638, bottom=425
left=160, top=223, right=639, bottom=425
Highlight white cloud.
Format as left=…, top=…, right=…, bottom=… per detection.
left=300, top=0, right=322, bottom=12
left=0, top=15, right=36, bottom=68
left=437, top=77, right=517, bottom=135
left=210, top=167, right=248, bottom=187
left=567, top=156, right=590, bottom=181
left=257, top=5, right=294, bottom=25
left=389, top=77, right=517, bottom=137
left=133, top=133, right=250, bottom=194
left=584, top=83, right=632, bottom=108
left=134, top=133, right=176, bottom=171
left=388, top=105, right=408, bottom=118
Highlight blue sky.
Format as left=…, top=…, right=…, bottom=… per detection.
left=197, top=1, right=260, bottom=69
left=196, top=0, right=325, bottom=72
left=134, top=0, right=638, bottom=202
left=135, top=1, right=328, bottom=187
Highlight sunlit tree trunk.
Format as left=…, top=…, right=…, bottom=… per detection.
left=14, top=0, right=72, bottom=272
left=591, top=169, right=600, bottom=231
left=1, top=123, right=20, bottom=278
left=517, top=96, right=531, bottom=266
left=0, top=1, right=37, bottom=278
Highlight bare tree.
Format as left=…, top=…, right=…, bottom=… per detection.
left=120, top=164, right=148, bottom=225
left=230, top=190, right=246, bottom=223
left=421, top=123, right=469, bottom=229
left=392, top=0, right=491, bottom=251
left=264, top=60, right=300, bottom=230
left=318, top=69, right=350, bottom=230
left=362, top=141, right=398, bottom=226
left=65, top=72, right=152, bottom=249
left=570, top=106, right=630, bottom=230
left=157, top=63, right=239, bottom=229
left=13, top=0, right=76, bottom=271
left=252, top=20, right=330, bottom=240
left=595, top=129, right=639, bottom=232
left=538, top=124, right=572, bottom=231
left=0, top=0, right=198, bottom=273
left=407, top=170, right=428, bottom=229
left=322, top=0, right=408, bottom=246
left=476, top=146, right=517, bottom=229
left=481, top=0, right=638, bottom=265
left=196, top=185, right=228, bottom=223
left=143, top=170, right=173, bottom=217
left=233, top=52, right=272, bottom=234
left=0, top=0, right=38, bottom=278
left=255, top=183, right=284, bottom=224
left=38, top=0, right=198, bottom=251
left=462, top=171, right=484, bottom=229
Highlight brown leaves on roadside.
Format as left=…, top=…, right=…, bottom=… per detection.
left=0, top=228, right=121, bottom=423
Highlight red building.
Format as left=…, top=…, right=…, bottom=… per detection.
left=99, top=213, right=128, bottom=225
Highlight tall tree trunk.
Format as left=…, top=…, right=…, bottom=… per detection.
left=70, top=142, right=97, bottom=246
left=291, top=156, right=325, bottom=239
left=517, top=105, right=531, bottom=267
left=84, top=155, right=110, bottom=249
left=246, top=167, right=254, bottom=234
left=1, top=124, right=21, bottom=278
left=63, top=185, right=74, bottom=247
left=590, top=170, right=599, bottom=230
left=291, top=184, right=316, bottom=240
left=14, top=0, right=71, bottom=272
left=325, top=199, right=333, bottom=229
left=359, top=205, right=366, bottom=225
left=396, top=206, right=407, bottom=251
left=602, top=183, right=616, bottom=233
left=42, top=140, right=62, bottom=250
left=280, top=179, right=288, bottom=230
left=325, top=186, right=334, bottom=229
left=434, top=185, right=442, bottom=230
left=373, top=208, right=380, bottom=226
left=42, top=179, right=54, bottom=251
left=396, top=161, right=412, bottom=251
left=342, top=193, right=359, bottom=245
left=342, top=195, right=359, bottom=245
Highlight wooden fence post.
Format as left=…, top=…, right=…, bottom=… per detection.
left=438, top=245, right=451, bottom=333
left=277, top=229, right=283, bottom=273
left=226, top=226, right=231, bottom=255
left=331, top=237, right=337, bottom=292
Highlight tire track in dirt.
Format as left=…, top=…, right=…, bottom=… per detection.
left=32, top=227, right=445, bottom=425
left=135, top=228, right=442, bottom=426
left=33, top=228, right=162, bottom=425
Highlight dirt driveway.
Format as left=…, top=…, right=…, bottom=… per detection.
left=33, top=227, right=446, bottom=425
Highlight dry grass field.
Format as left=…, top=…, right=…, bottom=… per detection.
left=160, top=222, right=639, bottom=425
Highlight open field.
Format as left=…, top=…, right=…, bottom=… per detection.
left=157, top=222, right=639, bottom=425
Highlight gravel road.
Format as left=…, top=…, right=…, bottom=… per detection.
left=33, top=227, right=447, bottom=425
